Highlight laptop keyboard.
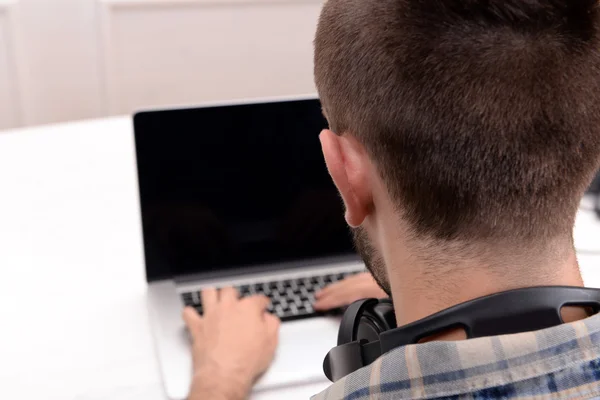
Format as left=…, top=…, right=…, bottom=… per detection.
left=181, top=270, right=361, bottom=322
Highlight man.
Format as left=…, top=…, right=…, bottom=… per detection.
left=183, top=0, right=600, bottom=398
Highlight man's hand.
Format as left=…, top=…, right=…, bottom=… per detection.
left=183, top=288, right=280, bottom=400
left=314, top=272, right=388, bottom=311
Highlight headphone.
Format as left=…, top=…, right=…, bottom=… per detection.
left=323, top=286, right=600, bottom=382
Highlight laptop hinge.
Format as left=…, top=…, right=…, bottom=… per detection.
left=174, top=254, right=361, bottom=284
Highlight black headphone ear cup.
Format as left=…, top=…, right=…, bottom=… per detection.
left=355, top=300, right=396, bottom=342
left=372, top=300, right=397, bottom=331
left=337, top=299, right=379, bottom=345
left=337, top=298, right=396, bottom=345
left=324, top=298, right=395, bottom=382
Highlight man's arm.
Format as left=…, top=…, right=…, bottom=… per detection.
left=183, top=288, right=280, bottom=400
left=189, top=366, right=251, bottom=400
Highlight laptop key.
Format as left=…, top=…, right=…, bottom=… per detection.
left=182, top=293, right=194, bottom=306
left=191, top=291, right=201, bottom=305
left=252, top=284, right=263, bottom=294
left=270, top=291, right=281, bottom=301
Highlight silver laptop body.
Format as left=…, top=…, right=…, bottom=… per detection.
left=134, top=96, right=364, bottom=399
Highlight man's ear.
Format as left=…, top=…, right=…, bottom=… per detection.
left=319, top=129, right=373, bottom=228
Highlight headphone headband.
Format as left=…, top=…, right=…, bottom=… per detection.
left=324, top=286, right=600, bottom=382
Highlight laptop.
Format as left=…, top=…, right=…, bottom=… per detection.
left=134, top=96, right=365, bottom=399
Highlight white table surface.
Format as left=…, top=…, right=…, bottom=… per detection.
left=0, top=117, right=599, bottom=400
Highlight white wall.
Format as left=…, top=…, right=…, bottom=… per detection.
left=101, top=0, right=321, bottom=115
left=17, top=0, right=104, bottom=126
left=0, top=0, right=322, bottom=130
left=0, top=0, right=22, bottom=129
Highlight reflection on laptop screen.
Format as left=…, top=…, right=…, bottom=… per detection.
left=134, top=98, right=356, bottom=282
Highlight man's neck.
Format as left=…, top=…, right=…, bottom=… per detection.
left=387, top=244, right=584, bottom=331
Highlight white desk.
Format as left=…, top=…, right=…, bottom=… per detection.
left=0, top=117, right=599, bottom=400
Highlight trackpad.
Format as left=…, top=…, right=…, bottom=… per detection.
left=254, top=317, right=340, bottom=392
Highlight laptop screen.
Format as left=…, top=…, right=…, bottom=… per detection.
left=134, top=98, right=357, bottom=282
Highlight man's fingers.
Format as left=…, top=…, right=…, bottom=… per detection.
left=317, top=274, right=361, bottom=297
left=313, top=280, right=356, bottom=310
left=182, top=306, right=203, bottom=339
left=314, top=277, right=355, bottom=305
left=244, top=295, right=270, bottom=314
left=315, top=280, right=345, bottom=299
left=265, top=312, right=281, bottom=339
left=313, top=293, right=347, bottom=311
left=201, top=288, right=218, bottom=310
left=220, top=287, right=239, bottom=303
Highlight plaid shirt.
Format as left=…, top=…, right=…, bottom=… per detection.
left=312, top=314, right=600, bottom=399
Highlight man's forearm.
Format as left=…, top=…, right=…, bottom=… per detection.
left=189, top=367, right=252, bottom=400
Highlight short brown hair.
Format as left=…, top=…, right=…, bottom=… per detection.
left=315, top=0, right=600, bottom=242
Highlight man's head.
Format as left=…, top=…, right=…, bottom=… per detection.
left=314, top=0, right=600, bottom=293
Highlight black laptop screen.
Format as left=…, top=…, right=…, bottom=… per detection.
left=135, top=99, right=357, bottom=282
